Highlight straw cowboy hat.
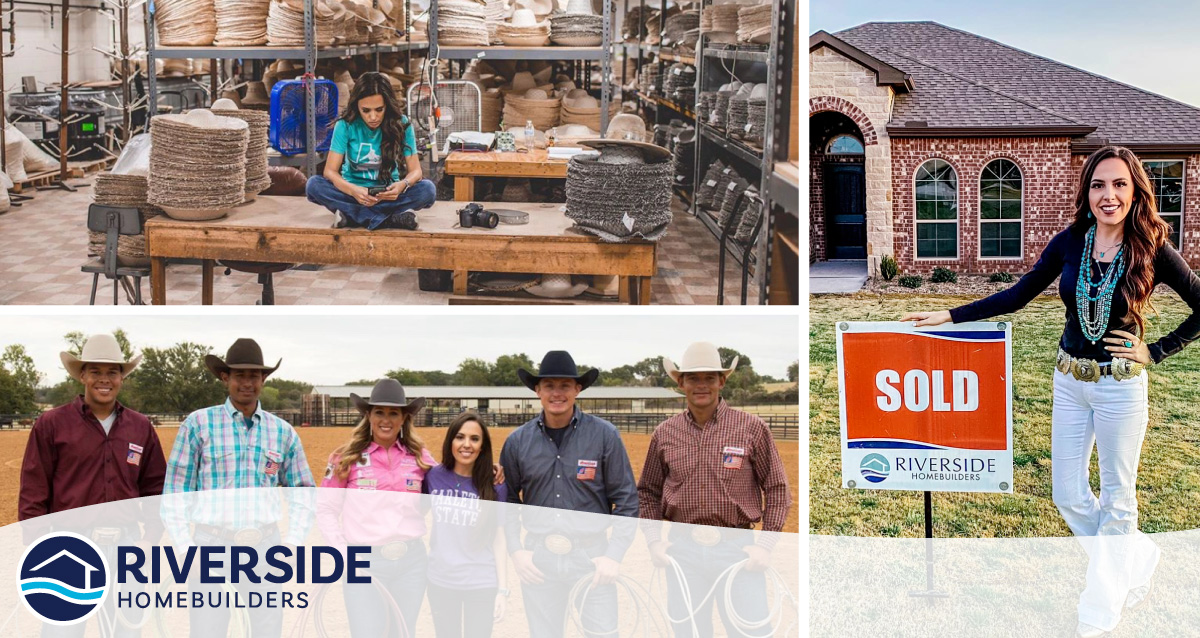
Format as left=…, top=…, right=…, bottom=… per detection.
left=606, top=112, right=648, bottom=142
left=205, top=338, right=281, bottom=379
left=662, top=342, right=738, bottom=383
left=518, top=350, right=599, bottom=391
left=350, top=378, right=426, bottom=415
left=61, top=334, right=142, bottom=382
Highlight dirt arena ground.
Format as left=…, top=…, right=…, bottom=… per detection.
left=0, top=426, right=800, bottom=533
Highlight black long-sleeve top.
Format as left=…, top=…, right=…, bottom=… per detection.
left=950, top=225, right=1200, bottom=363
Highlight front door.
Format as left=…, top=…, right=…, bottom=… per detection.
left=824, top=162, right=866, bottom=259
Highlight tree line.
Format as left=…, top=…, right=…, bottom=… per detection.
left=0, top=331, right=799, bottom=415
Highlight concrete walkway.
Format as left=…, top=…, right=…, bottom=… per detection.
left=810, top=260, right=868, bottom=293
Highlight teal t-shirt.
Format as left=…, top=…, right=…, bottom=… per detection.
left=329, top=115, right=417, bottom=187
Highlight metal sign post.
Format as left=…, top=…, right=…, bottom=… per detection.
left=909, top=490, right=948, bottom=598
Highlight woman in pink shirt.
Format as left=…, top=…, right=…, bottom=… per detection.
left=318, top=379, right=436, bottom=638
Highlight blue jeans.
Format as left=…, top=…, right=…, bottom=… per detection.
left=306, top=175, right=436, bottom=229
left=343, top=542, right=428, bottom=638
left=520, top=536, right=618, bottom=638
left=664, top=527, right=771, bottom=638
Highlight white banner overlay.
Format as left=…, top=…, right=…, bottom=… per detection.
left=0, top=489, right=800, bottom=637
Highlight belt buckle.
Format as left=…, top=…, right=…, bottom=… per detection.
left=1112, top=358, right=1144, bottom=382
left=545, top=534, right=573, bottom=555
left=1055, top=349, right=1073, bottom=375
left=233, top=528, right=264, bottom=546
left=91, top=527, right=121, bottom=545
left=1070, top=357, right=1102, bottom=383
left=381, top=541, right=408, bottom=561
left=691, top=527, right=721, bottom=547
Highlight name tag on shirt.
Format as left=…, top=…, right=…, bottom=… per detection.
left=357, top=478, right=378, bottom=490
left=722, top=446, right=745, bottom=470
left=577, top=459, right=598, bottom=481
left=406, top=478, right=422, bottom=492
left=264, top=450, right=282, bottom=476
left=357, top=454, right=372, bottom=468
left=127, top=442, right=143, bottom=466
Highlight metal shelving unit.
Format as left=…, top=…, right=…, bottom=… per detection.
left=428, top=0, right=613, bottom=135
left=768, top=167, right=798, bottom=217
left=146, top=1, right=426, bottom=176
left=699, top=122, right=760, bottom=166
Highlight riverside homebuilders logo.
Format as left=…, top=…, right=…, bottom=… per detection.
left=17, top=532, right=109, bottom=625
left=17, top=533, right=374, bottom=623
left=860, top=453, right=890, bottom=483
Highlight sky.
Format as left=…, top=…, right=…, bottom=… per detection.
left=810, top=0, right=1200, bottom=107
left=0, top=314, right=799, bottom=386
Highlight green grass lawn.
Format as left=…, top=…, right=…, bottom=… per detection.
left=810, top=291, right=1200, bottom=538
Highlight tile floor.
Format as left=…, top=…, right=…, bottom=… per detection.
left=0, top=176, right=760, bottom=305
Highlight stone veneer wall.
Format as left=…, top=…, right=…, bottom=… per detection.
left=808, top=46, right=894, bottom=274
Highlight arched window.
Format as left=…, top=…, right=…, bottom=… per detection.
left=826, top=134, right=864, bottom=154
left=915, top=159, right=958, bottom=259
left=979, top=159, right=1023, bottom=258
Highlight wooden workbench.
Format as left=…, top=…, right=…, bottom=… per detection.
left=145, top=197, right=656, bottom=305
left=444, top=149, right=571, bottom=201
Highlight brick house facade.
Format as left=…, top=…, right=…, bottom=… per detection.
left=810, top=22, right=1200, bottom=276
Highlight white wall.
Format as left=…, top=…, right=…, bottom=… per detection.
left=2, top=3, right=125, bottom=93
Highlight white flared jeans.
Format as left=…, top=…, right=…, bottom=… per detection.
left=1051, top=369, right=1159, bottom=631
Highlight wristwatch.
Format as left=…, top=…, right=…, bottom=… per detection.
left=399, top=178, right=409, bottom=191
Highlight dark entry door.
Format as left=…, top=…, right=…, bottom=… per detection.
left=824, top=163, right=866, bottom=259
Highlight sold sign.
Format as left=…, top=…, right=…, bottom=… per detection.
left=836, top=322, right=1013, bottom=493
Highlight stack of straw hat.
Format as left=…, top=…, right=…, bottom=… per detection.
left=745, top=84, right=768, bottom=144
left=483, top=0, right=507, bottom=44
left=637, top=64, right=659, bottom=94
left=481, top=88, right=504, bottom=131
left=503, top=88, right=561, bottom=130
left=663, top=63, right=696, bottom=103
left=736, top=2, right=771, bottom=44
left=695, top=159, right=726, bottom=210
left=717, top=175, right=749, bottom=229
left=727, top=83, right=755, bottom=135
left=644, top=9, right=662, bottom=44
left=88, top=174, right=163, bottom=267
left=242, top=81, right=273, bottom=110
left=334, top=69, right=355, bottom=114
left=672, top=126, right=695, bottom=186
left=147, top=110, right=248, bottom=221
left=697, top=91, right=717, bottom=123
left=211, top=99, right=272, bottom=200
left=732, top=187, right=762, bottom=244
left=622, top=5, right=644, bottom=40
left=663, top=9, right=699, bottom=47
left=437, top=0, right=490, bottom=46
left=268, top=0, right=337, bottom=46
left=560, top=90, right=618, bottom=131
left=550, top=0, right=603, bottom=46
left=214, top=0, right=270, bottom=46
left=155, top=0, right=216, bottom=46
left=565, top=133, right=674, bottom=242
left=711, top=84, right=737, bottom=130
left=707, top=164, right=740, bottom=212
left=498, top=9, right=550, bottom=46
left=554, top=123, right=601, bottom=147
left=513, top=0, right=554, bottom=20
left=160, top=58, right=192, bottom=77
left=709, top=2, right=740, bottom=42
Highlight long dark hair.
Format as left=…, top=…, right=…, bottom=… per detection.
left=340, top=72, right=409, bottom=180
left=1069, top=146, right=1171, bottom=337
left=442, top=410, right=499, bottom=502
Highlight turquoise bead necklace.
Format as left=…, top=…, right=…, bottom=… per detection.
left=1076, top=225, right=1126, bottom=344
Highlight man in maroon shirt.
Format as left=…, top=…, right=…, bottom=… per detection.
left=637, top=342, right=792, bottom=638
left=19, top=333, right=167, bottom=541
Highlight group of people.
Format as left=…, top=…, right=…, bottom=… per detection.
left=19, top=334, right=793, bottom=638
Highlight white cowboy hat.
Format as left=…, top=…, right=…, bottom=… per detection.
left=526, top=273, right=588, bottom=298
left=662, top=341, right=738, bottom=383
left=510, top=8, right=538, bottom=26
left=61, top=334, right=142, bottom=382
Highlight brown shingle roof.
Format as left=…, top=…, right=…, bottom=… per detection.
left=830, top=21, right=1200, bottom=148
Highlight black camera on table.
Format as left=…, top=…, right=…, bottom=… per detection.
left=458, top=202, right=499, bottom=229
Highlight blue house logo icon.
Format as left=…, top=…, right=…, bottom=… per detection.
left=860, top=453, right=891, bottom=483
left=16, top=532, right=109, bottom=625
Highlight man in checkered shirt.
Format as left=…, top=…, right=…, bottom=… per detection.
left=637, top=342, right=792, bottom=638
left=162, top=338, right=314, bottom=638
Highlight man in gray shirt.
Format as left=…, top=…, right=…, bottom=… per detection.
left=499, top=350, right=639, bottom=638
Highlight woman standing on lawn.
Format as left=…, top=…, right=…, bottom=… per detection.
left=902, top=146, right=1200, bottom=638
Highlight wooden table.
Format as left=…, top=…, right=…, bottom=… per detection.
left=444, top=149, right=571, bottom=201
left=145, top=197, right=656, bottom=305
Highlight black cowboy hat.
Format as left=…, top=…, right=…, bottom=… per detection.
left=205, top=338, right=281, bottom=380
left=350, top=378, right=427, bottom=415
left=517, top=350, right=599, bottom=391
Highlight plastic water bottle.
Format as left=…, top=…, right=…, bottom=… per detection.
left=525, top=120, right=535, bottom=151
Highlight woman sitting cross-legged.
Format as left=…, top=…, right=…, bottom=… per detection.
left=306, top=71, right=436, bottom=230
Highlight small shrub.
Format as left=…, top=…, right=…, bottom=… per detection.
left=879, top=255, right=898, bottom=281
left=899, top=275, right=923, bottom=289
left=989, top=272, right=1015, bottom=283
left=930, top=267, right=958, bottom=283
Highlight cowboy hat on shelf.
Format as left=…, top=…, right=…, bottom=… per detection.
left=61, top=334, right=142, bottom=382
left=518, top=351, right=599, bottom=391
left=204, top=338, right=281, bottom=379
left=662, top=342, right=738, bottom=383
left=350, top=378, right=426, bottom=415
